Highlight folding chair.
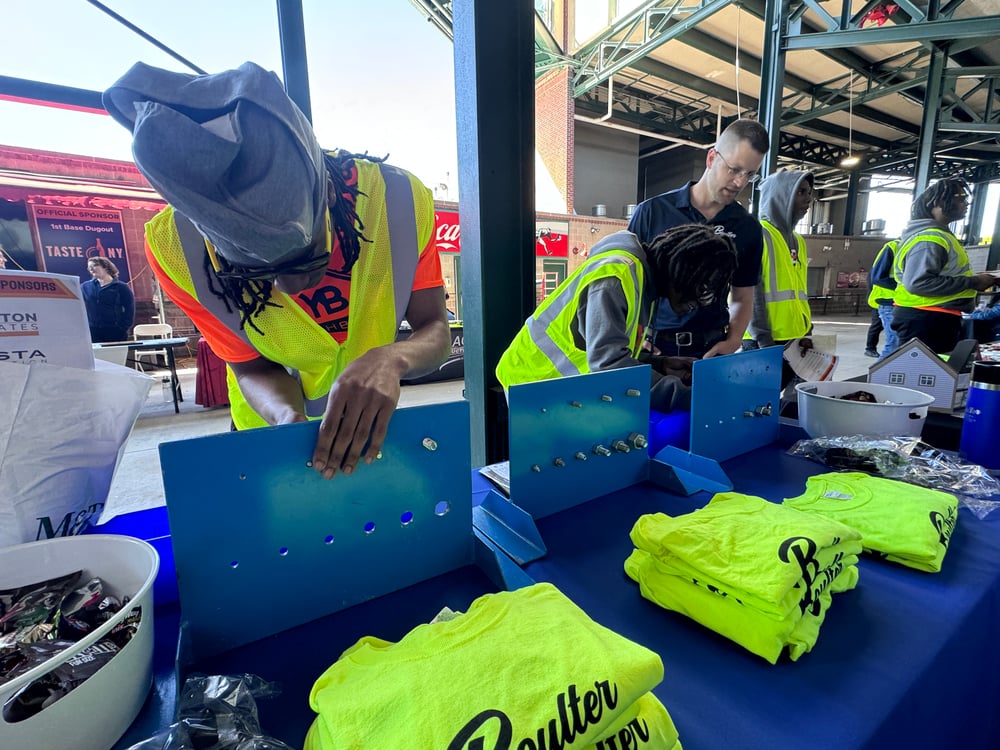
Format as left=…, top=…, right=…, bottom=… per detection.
left=132, top=323, right=172, bottom=372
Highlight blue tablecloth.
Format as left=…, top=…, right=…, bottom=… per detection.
left=522, top=446, right=1000, bottom=749
left=123, top=444, right=1000, bottom=749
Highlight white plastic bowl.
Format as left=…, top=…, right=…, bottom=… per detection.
left=0, top=534, right=158, bottom=750
left=795, top=381, right=936, bottom=439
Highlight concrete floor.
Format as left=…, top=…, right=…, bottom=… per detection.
left=100, top=312, right=876, bottom=522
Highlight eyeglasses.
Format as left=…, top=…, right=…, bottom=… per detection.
left=214, top=210, right=332, bottom=283
left=713, top=149, right=760, bottom=183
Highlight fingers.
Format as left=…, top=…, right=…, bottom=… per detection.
left=311, top=377, right=400, bottom=480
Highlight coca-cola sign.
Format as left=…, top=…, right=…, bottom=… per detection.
left=434, top=210, right=462, bottom=254
left=433, top=209, right=569, bottom=257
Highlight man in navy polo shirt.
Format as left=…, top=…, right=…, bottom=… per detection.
left=628, top=119, right=769, bottom=358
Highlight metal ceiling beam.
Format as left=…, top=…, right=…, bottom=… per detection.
left=783, top=15, right=1000, bottom=50
left=0, top=76, right=104, bottom=114
left=571, top=0, right=735, bottom=97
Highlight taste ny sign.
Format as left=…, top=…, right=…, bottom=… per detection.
left=31, top=205, right=132, bottom=285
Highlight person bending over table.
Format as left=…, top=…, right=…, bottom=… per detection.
left=496, top=224, right=737, bottom=412
left=628, top=118, right=769, bottom=358
left=103, top=61, right=451, bottom=479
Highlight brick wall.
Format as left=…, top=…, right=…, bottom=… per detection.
left=535, top=68, right=572, bottom=211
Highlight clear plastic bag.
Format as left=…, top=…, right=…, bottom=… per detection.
left=787, top=435, right=1000, bottom=519
left=124, top=673, right=293, bottom=750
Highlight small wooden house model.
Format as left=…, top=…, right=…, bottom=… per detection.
left=868, top=338, right=972, bottom=413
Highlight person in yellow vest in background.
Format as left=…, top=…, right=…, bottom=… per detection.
left=103, top=62, right=451, bottom=480
left=866, top=239, right=899, bottom=358
left=496, top=224, right=738, bottom=413
left=744, top=168, right=814, bottom=392
left=891, top=178, right=997, bottom=354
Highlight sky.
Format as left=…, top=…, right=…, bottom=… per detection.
left=0, top=0, right=460, bottom=197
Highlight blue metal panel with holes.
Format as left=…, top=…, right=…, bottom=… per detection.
left=159, top=400, right=475, bottom=660
left=506, top=366, right=651, bottom=519
left=689, top=346, right=784, bottom=461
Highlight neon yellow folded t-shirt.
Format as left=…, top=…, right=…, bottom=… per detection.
left=783, top=472, right=958, bottom=572
left=625, top=548, right=858, bottom=664
left=630, top=492, right=863, bottom=616
left=306, top=582, right=669, bottom=749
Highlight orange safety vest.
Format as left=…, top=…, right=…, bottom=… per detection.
left=145, top=157, right=433, bottom=429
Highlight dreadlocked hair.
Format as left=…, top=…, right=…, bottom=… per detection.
left=202, top=150, right=384, bottom=333
left=203, top=255, right=277, bottom=335
left=645, top=223, right=738, bottom=301
left=911, top=178, right=970, bottom=220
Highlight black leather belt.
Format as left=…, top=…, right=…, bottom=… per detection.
left=652, top=327, right=727, bottom=356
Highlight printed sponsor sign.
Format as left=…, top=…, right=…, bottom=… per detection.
left=31, top=205, right=132, bottom=285
left=0, top=270, right=94, bottom=369
left=433, top=210, right=569, bottom=258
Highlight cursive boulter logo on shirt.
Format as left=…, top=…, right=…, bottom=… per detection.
left=779, top=536, right=846, bottom=616
left=446, top=680, right=627, bottom=750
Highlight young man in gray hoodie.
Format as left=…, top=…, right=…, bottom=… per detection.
left=744, top=168, right=815, bottom=390
left=891, top=178, right=996, bottom=353
left=496, top=224, right=737, bottom=413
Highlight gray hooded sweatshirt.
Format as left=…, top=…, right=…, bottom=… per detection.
left=748, top=170, right=814, bottom=346
left=573, top=230, right=691, bottom=412
left=896, top=218, right=978, bottom=311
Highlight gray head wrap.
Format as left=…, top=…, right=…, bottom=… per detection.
left=103, top=61, right=327, bottom=268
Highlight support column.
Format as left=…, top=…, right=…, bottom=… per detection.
left=454, top=0, right=536, bottom=466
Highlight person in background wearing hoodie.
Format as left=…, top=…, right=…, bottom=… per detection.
left=743, top=169, right=814, bottom=392
left=496, top=224, right=737, bottom=413
left=891, top=178, right=997, bottom=354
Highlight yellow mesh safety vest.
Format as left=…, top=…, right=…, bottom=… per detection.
left=495, top=237, right=649, bottom=389
left=867, top=240, right=897, bottom=309
left=745, top=221, right=810, bottom=341
left=145, top=157, right=434, bottom=429
left=892, top=227, right=976, bottom=309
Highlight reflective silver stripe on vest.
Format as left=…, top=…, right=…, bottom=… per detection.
left=174, top=213, right=252, bottom=346
left=380, top=164, right=419, bottom=326
left=303, top=164, right=417, bottom=419
left=525, top=249, right=643, bottom=374
left=761, top=230, right=807, bottom=304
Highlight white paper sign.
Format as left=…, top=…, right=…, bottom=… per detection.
left=0, top=270, right=95, bottom=370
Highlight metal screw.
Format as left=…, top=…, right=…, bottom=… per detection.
left=612, top=440, right=630, bottom=453
left=627, top=432, right=648, bottom=450
left=422, top=438, right=438, bottom=451
left=593, top=444, right=612, bottom=457
left=540, top=407, right=548, bottom=413
left=601, top=394, right=613, bottom=402
left=553, top=457, right=565, bottom=467
left=570, top=400, right=582, bottom=408
left=743, top=411, right=754, bottom=418
left=531, top=464, right=542, bottom=473
left=755, top=403, right=773, bottom=417
left=626, top=388, right=641, bottom=397
left=574, top=451, right=588, bottom=461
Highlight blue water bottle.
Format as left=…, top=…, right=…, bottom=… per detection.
left=960, top=362, right=1000, bottom=470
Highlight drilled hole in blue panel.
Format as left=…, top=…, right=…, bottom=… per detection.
left=434, top=500, right=451, bottom=516
left=230, top=560, right=239, bottom=568
left=364, top=521, right=376, bottom=534
left=239, top=473, right=247, bottom=480
left=324, top=535, right=335, bottom=545
left=279, top=547, right=289, bottom=556
left=400, top=511, right=414, bottom=526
